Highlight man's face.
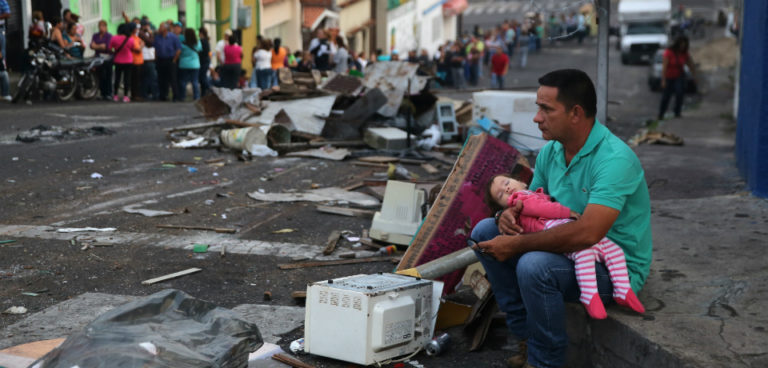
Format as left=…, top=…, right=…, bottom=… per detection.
left=98, top=23, right=107, bottom=34
left=534, top=86, right=571, bottom=141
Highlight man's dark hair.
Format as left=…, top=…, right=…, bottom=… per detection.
left=538, top=69, right=597, bottom=118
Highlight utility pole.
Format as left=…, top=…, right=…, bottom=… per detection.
left=596, top=0, right=610, bottom=124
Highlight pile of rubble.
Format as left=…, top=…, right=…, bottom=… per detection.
left=170, top=62, right=497, bottom=161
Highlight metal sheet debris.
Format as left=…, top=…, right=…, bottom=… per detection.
left=249, top=95, right=336, bottom=136
left=56, top=227, right=117, bottom=233
left=361, top=61, right=420, bottom=117
left=286, top=146, right=350, bottom=161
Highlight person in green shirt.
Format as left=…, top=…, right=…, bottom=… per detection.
left=470, top=69, right=652, bottom=368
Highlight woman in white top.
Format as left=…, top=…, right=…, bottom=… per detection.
left=250, top=39, right=273, bottom=90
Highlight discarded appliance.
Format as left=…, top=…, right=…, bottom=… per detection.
left=471, top=91, right=546, bottom=153
left=364, top=127, right=415, bottom=151
left=369, top=180, right=426, bottom=246
left=304, top=273, right=443, bottom=366
left=436, top=102, right=459, bottom=142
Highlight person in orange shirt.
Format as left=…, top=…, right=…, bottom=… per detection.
left=129, top=23, right=144, bottom=101
left=270, top=38, right=287, bottom=87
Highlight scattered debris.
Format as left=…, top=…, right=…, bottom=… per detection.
left=315, top=205, right=375, bottom=218
left=2, top=306, right=28, bottom=315
left=286, top=146, right=350, bottom=161
left=364, top=127, right=414, bottom=150
left=421, top=163, right=439, bottom=174
left=289, top=338, right=305, bottom=353
left=628, top=130, right=684, bottom=146
left=16, top=125, right=115, bottom=143
left=273, top=228, right=296, bottom=234
left=141, top=268, right=203, bottom=285
left=193, top=244, right=209, bottom=253
left=338, top=252, right=356, bottom=259
left=272, top=353, right=315, bottom=368
left=248, top=187, right=380, bottom=207
left=323, top=230, right=341, bottom=255
left=122, top=204, right=175, bottom=217
left=90, top=172, right=104, bottom=179
left=248, top=342, right=285, bottom=361
left=278, top=256, right=400, bottom=270
left=0, top=239, right=17, bottom=245
left=21, top=292, right=39, bottom=297
left=263, top=291, right=272, bottom=301
left=156, top=224, right=237, bottom=233
left=56, top=227, right=116, bottom=233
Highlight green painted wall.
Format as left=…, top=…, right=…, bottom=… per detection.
left=78, top=0, right=203, bottom=34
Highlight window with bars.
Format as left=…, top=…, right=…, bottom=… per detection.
left=111, top=0, right=141, bottom=21
left=161, top=0, right=177, bottom=8
left=79, top=0, right=102, bottom=57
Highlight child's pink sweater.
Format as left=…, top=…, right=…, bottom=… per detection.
left=507, top=188, right=572, bottom=233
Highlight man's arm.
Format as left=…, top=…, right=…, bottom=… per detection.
left=172, top=48, right=181, bottom=63
left=476, top=203, right=619, bottom=261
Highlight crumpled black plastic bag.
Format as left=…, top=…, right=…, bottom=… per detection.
left=31, top=289, right=263, bottom=368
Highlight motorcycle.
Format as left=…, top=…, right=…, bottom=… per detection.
left=13, top=40, right=105, bottom=103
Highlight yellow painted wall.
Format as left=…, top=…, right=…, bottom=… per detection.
left=218, top=0, right=260, bottom=75
left=340, top=0, right=372, bottom=55
left=259, top=0, right=302, bottom=52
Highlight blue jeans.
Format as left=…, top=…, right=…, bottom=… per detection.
left=658, top=77, right=686, bottom=119
left=142, top=61, right=159, bottom=100
left=470, top=218, right=614, bottom=368
left=491, top=73, right=504, bottom=89
left=178, top=68, right=200, bottom=101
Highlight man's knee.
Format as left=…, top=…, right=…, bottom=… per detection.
left=470, top=218, right=499, bottom=242
left=516, top=251, right=560, bottom=287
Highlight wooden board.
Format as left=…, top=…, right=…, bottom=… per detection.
left=396, top=134, right=530, bottom=293
left=0, top=338, right=65, bottom=359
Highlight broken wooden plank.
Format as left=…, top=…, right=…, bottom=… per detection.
left=323, top=230, right=341, bottom=255
left=156, top=224, right=237, bottom=234
left=421, top=163, right=439, bottom=174
left=352, top=160, right=398, bottom=168
left=358, top=156, right=400, bottom=164
left=142, top=268, right=202, bottom=285
left=291, top=290, right=307, bottom=301
left=342, top=181, right=365, bottom=191
left=278, top=256, right=400, bottom=270
left=272, top=353, right=315, bottom=368
left=316, top=205, right=376, bottom=218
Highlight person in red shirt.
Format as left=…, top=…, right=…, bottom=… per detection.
left=490, top=46, right=509, bottom=89
left=658, top=35, right=696, bottom=120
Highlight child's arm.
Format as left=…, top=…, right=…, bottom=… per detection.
left=511, top=191, right=572, bottom=219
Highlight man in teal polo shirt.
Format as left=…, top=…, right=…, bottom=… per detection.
left=470, top=69, right=652, bottom=368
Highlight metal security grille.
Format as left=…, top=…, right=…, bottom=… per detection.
left=161, top=0, right=177, bottom=8
left=111, top=0, right=140, bottom=21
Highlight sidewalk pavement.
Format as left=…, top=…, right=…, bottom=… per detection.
left=567, top=73, right=768, bottom=367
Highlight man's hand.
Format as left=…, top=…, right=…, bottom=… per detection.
left=498, top=200, right=524, bottom=235
left=473, top=235, right=519, bottom=262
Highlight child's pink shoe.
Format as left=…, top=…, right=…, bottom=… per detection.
left=615, top=289, right=645, bottom=314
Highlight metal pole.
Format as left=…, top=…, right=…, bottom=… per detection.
left=413, top=248, right=478, bottom=280
left=596, top=0, right=610, bottom=124
left=231, top=0, right=238, bottom=30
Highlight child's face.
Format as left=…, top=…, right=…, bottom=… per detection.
left=490, top=176, right=528, bottom=208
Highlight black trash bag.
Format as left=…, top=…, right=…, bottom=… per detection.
left=31, top=289, right=263, bottom=368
